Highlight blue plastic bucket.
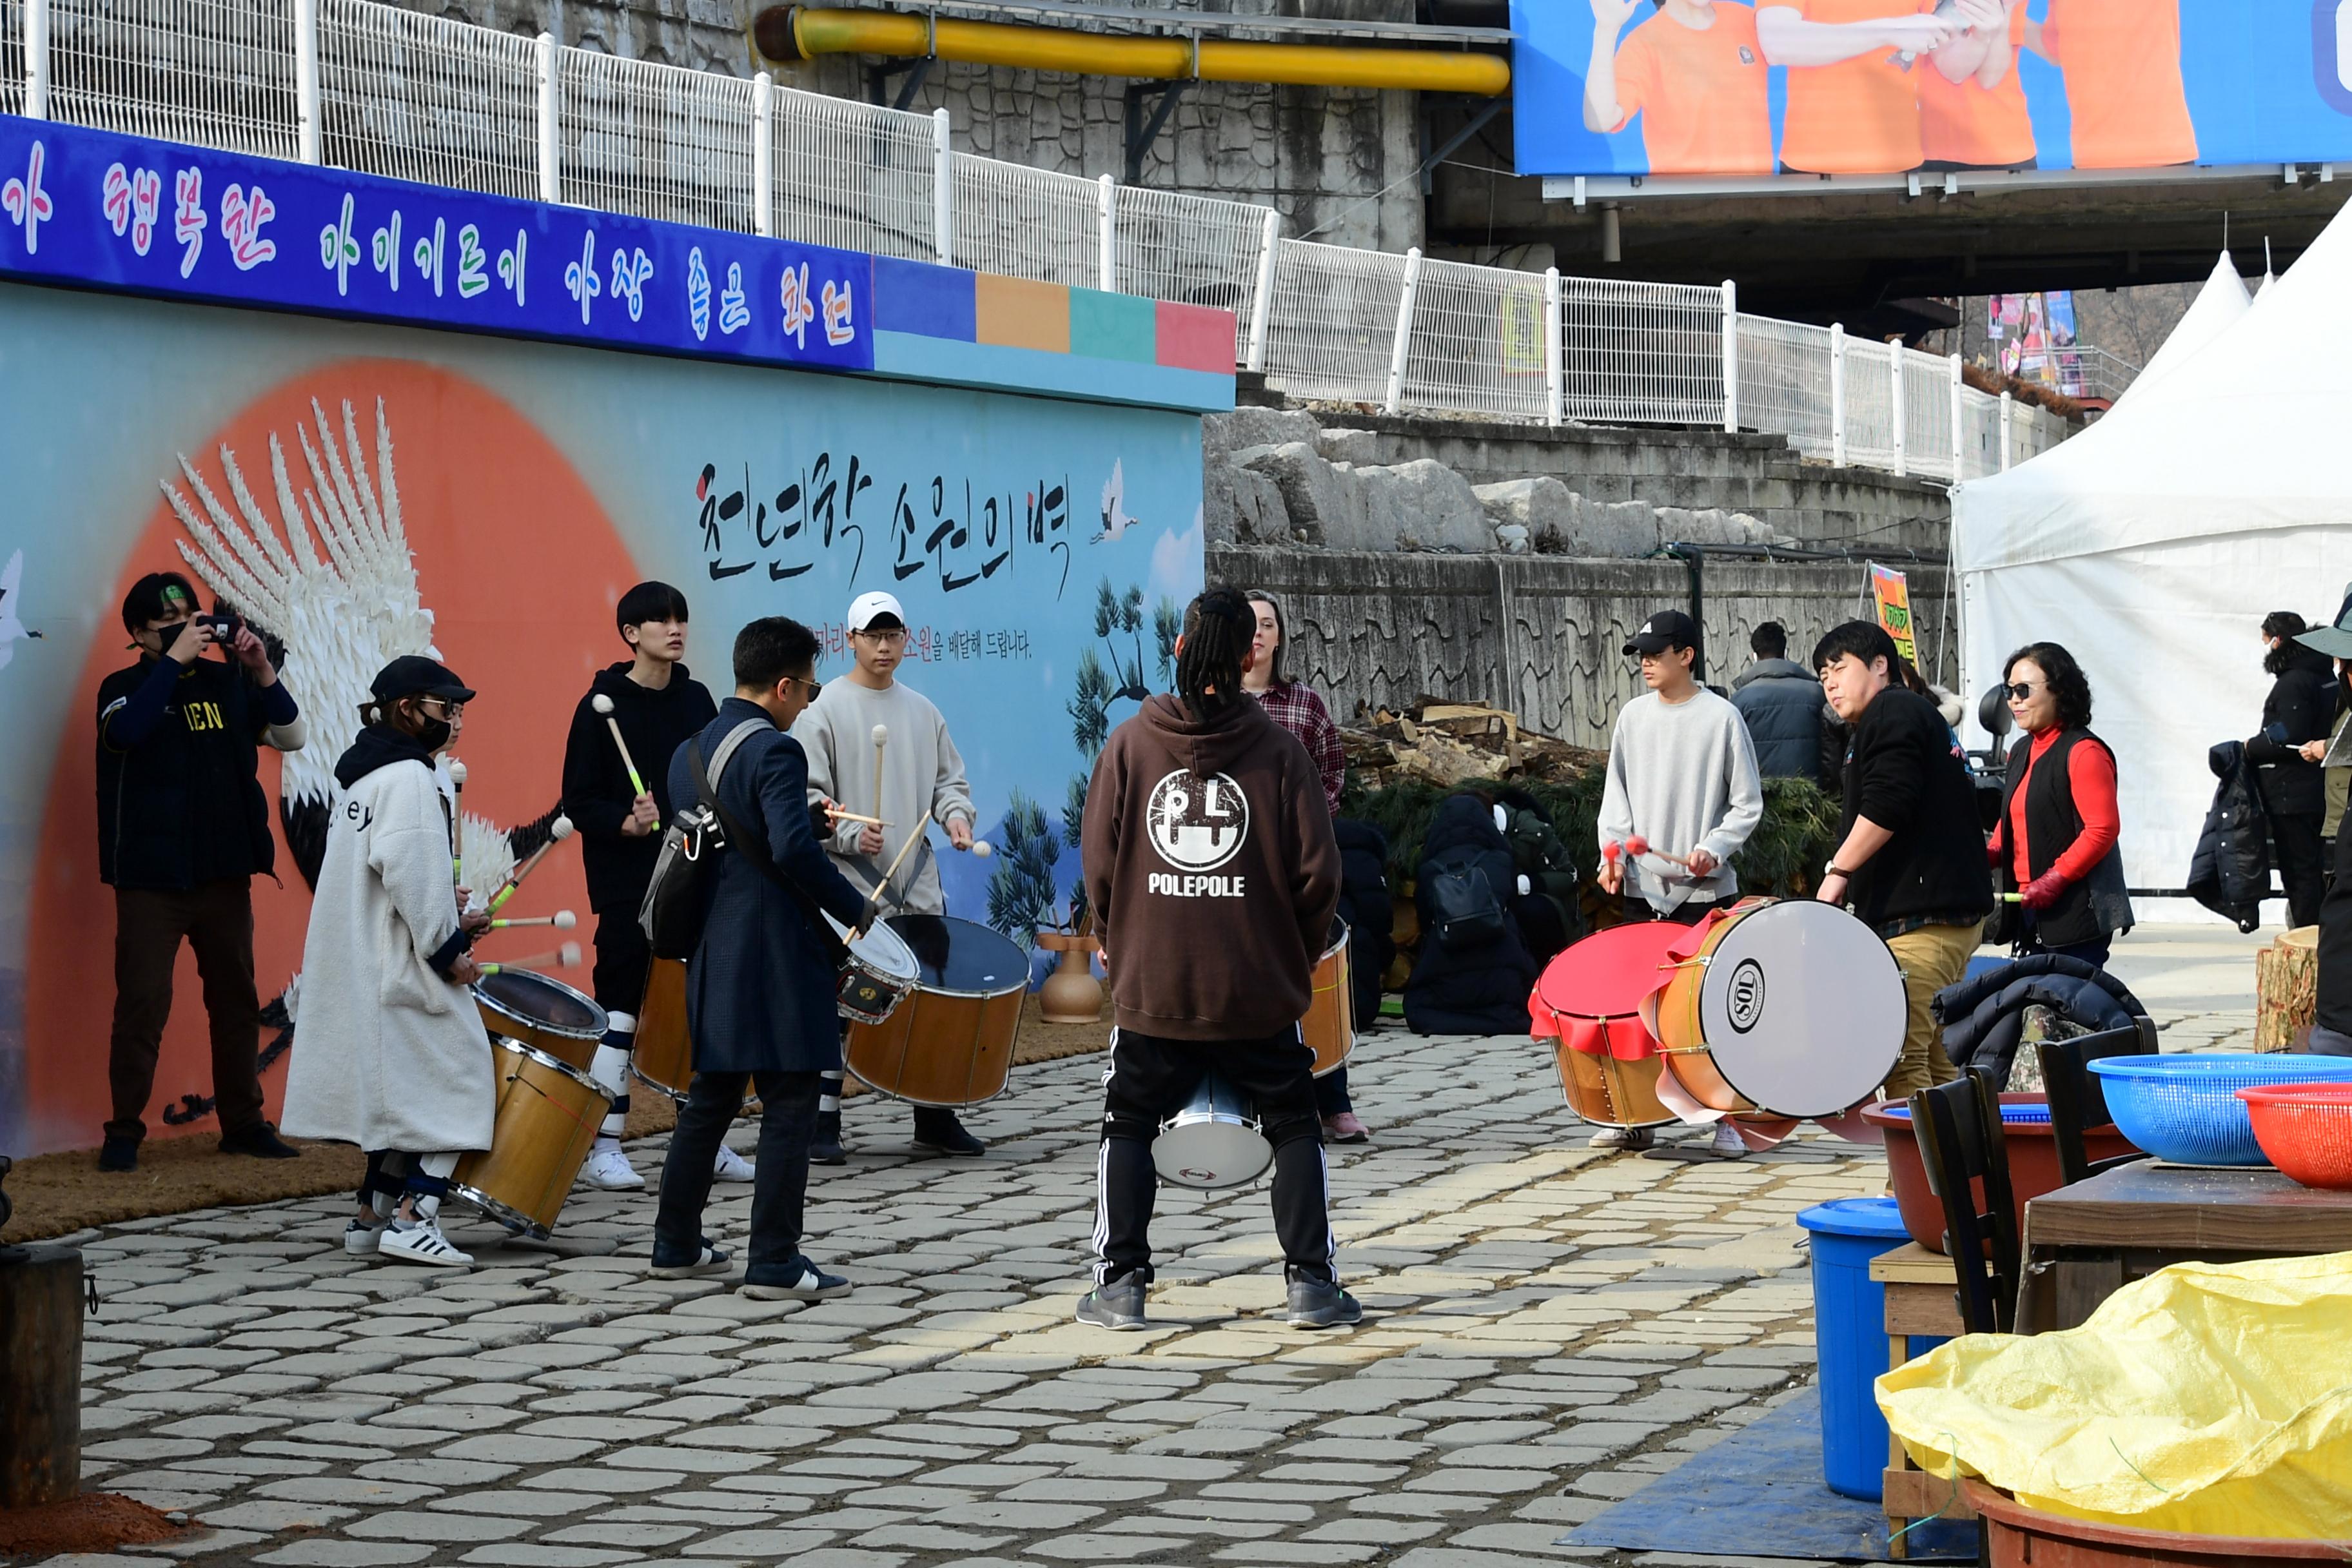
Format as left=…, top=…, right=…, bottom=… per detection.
left=1796, top=1197, right=1950, bottom=1500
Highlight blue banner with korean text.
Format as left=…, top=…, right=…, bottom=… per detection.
left=0, top=113, right=874, bottom=372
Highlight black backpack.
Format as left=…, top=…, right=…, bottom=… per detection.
left=1426, top=858, right=1505, bottom=952
left=639, top=720, right=763, bottom=960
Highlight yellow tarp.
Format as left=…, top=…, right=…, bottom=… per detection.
left=1876, top=1251, right=2352, bottom=1540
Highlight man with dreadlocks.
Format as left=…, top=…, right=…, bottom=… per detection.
left=1077, top=586, right=1351, bottom=1329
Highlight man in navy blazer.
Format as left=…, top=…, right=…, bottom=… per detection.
left=652, top=616, right=873, bottom=1299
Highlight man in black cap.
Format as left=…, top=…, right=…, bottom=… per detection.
left=1592, top=609, right=1763, bottom=1156
left=95, top=571, right=307, bottom=1171
left=284, top=655, right=496, bottom=1268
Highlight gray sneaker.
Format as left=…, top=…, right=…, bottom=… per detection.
left=1075, top=1278, right=1148, bottom=1330
left=1286, top=1274, right=1362, bottom=1329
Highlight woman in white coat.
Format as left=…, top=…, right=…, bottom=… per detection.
left=284, top=656, right=493, bottom=1267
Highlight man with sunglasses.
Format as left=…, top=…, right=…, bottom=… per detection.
left=95, top=572, right=307, bottom=1171
left=791, top=591, right=982, bottom=1159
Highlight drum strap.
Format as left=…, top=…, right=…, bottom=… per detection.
left=690, top=724, right=852, bottom=970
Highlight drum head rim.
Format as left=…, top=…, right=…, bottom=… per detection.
left=446, top=1182, right=550, bottom=1240
left=1692, top=902, right=1906, bottom=1118
left=883, top=912, right=1029, bottom=992
left=625, top=1063, right=690, bottom=1105
left=475, top=970, right=606, bottom=1039
left=493, top=1038, right=605, bottom=1093
left=841, top=1061, right=1017, bottom=1109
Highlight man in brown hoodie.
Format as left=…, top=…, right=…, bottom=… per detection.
left=1077, top=587, right=1353, bottom=1330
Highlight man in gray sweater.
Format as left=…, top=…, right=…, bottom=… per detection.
left=1594, top=609, right=1764, bottom=1155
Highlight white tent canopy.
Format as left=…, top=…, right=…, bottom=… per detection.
left=2106, top=251, right=2249, bottom=411
left=1955, top=223, right=2352, bottom=908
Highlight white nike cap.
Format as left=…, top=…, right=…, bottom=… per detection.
left=847, top=591, right=906, bottom=631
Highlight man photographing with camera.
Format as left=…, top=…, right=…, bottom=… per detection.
left=96, top=572, right=306, bottom=1171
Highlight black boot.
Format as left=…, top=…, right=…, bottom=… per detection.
left=912, top=1107, right=985, bottom=1155
left=810, top=1108, right=847, bottom=1166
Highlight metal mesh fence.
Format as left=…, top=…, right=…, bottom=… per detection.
left=1, top=0, right=24, bottom=117
left=1401, top=255, right=1549, bottom=422
left=1957, top=390, right=2004, bottom=479
left=1903, top=346, right=1955, bottom=480
left=1115, top=184, right=1268, bottom=340
left=1839, top=337, right=1897, bottom=471
left=559, top=48, right=755, bottom=233
left=1734, top=315, right=1834, bottom=458
left=1261, top=239, right=1407, bottom=406
left=769, top=85, right=937, bottom=261
left=952, top=151, right=1099, bottom=288
left=317, top=0, right=539, bottom=201
left=1560, top=277, right=1723, bottom=426
left=46, top=0, right=300, bottom=160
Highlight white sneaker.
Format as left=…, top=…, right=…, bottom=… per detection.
left=582, top=1144, right=645, bottom=1191
left=1709, top=1122, right=1749, bottom=1159
left=1589, top=1125, right=1654, bottom=1151
left=343, top=1216, right=389, bottom=1255
left=378, top=1218, right=474, bottom=1268
left=711, top=1144, right=756, bottom=1183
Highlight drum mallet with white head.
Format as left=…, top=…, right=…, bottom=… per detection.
left=870, top=723, right=888, bottom=830
left=478, top=941, right=582, bottom=976
left=487, top=816, right=574, bottom=912
left=448, top=758, right=467, bottom=885
left=591, top=693, right=647, bottom=798
left=491, top=910, right=576, bottom=930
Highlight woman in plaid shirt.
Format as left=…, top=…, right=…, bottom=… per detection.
left=1244, top=592, right=1369, bottom=1142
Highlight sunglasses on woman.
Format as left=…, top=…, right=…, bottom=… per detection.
left=2004, top=681, right=2039, bottom=701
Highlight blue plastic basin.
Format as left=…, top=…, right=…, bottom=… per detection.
left=2089, top=1054, right=2352, bottom=1166
left=1796, top=1197, right=1950, bottom=1501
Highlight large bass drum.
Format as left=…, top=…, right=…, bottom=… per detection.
left=1654, top=899, right=1906, bottom=1119
left=1303, top=919, right=1355, bottom=1079
left=845, top=915, right=1026, bottom=1107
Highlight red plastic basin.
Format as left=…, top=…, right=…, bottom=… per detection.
left=1861, top=1092, right=2140, bottom=1255
left=2237, top=1083, right=2352, bottom=1190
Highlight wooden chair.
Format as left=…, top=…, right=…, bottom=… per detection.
left=2036, top=1016, right=2158, bottom=1190
left=1908, top=1066, right=2021, bottom=1335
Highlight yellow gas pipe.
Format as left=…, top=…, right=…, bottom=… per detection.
left=754, top=6, right=1511, bottom=96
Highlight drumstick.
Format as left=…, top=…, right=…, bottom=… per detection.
left=1625, top=834, right=1694, bottom=868
left=487, top=816, right=574, bottom=912
left=447, top=758, right=467, bottom=885
left=970, top=839, right=993, bottom=859
left=870, top=723, right=888, bottom=835
left=490, top=910, right=576, bottom=930
left=591, top=693, right=647, bottom=798
left=825, top=807, right=888, bottom=827
left=876, top=818, right=930, bottom=901
left=478, top=941, right=582, bottom=976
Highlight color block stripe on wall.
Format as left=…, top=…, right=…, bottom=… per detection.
left=1068, top=288, right=1158, bottom=365
left=974, top=273, right=1071, bottom=355
left=874, top=256, right=977, bottom=342
left=1155, top=301, right=1237, bottom=373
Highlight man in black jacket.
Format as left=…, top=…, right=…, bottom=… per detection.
left=560, top=582, right=727, bottom=1191
left=96, top=573, right=304, bottom=1171
left=1812, top=622, right=1993, bottom=1099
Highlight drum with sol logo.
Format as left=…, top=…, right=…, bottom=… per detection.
left=1532, top=919, right=1687, bottom=1129
left=474, top=968, right=607, bottom=1075
left=1654, top=899, right=1906, bottom=1119
left=1154, top=1071, right=1272, bottom=1189
left=1303, top=919, right=1355, bottom=1079
left=845, top=915, right=1026, bottom=1107
left=449, top=1041, right=610, bottom=1238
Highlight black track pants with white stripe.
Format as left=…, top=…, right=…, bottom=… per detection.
left=1092, top=1024, right=1334, bottom=1288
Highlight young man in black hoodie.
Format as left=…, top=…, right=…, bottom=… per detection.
left=96, top=572, right=306, bottom=1171
left=1814, top=621, right=1994, bottom=1099
left=1077, top=587, right=1353, bottom=1331
left=559, top=582, right=725, bottom=1190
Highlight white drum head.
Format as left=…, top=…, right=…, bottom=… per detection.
left=1155, top=1117, right=1274, bottom=1189
left=1695, top=902, right=1906, bottom=1117
left=828, top=913, right=921, bottom=981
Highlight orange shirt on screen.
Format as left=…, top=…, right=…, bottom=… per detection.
left=1609, top=3, right=1776, bottom=176
left=2041, top=0, right=2197, bottom=169
left=1775, top=0, right=1939, bottom=175
left=1918, top=45, right=2036, bottom=167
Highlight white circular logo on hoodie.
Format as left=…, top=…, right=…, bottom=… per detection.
left=1145, top=769, right=1250, bottom=872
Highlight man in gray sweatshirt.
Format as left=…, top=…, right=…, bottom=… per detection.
left=1593, top=609, right=1764, bottom=1155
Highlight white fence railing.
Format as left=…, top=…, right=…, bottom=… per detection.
left=1, top=0, right=2072, bottom=480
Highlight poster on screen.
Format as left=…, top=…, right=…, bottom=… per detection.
left=1514, top=0, right=2352, bottom=184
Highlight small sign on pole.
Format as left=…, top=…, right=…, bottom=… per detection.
left=1869, top=564, right=1917, bottom=664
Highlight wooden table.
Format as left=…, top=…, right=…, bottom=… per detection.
left=2018, top=1161, right=2352, bottom=1331
left=1868, top=1242, right=1974, bottom=1557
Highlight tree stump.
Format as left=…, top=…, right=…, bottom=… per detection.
left=2256, top=926, right=2320, bottom=1054
left=0, top=1243, right=84, bottom=1509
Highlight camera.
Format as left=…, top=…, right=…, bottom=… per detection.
left=198, top=612, right=242, bottom=641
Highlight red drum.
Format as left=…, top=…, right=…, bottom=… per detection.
left=1531, top=921, right=1687, bottom=1130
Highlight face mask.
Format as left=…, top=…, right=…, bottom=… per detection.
left=414, top=717, right=453, bottom=752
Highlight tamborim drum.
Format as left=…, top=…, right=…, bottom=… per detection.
left=1654, top=899, right=1906, bottom=1119
left=1154, top=1071, right=1272, bottom=1189
left=474, top=968, right=607, bottom=1075
left=1303, top=919, right=1355, bottom=1079
left=449, top=1041, right=610, bottom=1239
left=824, top=913, right=921, bottom=1026
left=1532, top=921, right=1685, bottom=1129
left=844, top=915, right=1025, bottom=1107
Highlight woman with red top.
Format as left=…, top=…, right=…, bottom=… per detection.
left=1244, top=592, right=1369, bottom=1143
left=1987, top=642, right=2133, bottom=968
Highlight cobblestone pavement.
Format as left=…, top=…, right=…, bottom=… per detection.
left=45, top=1021, right=1897, bottom=1568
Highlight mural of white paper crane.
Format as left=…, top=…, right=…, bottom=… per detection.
left=162, top=397, right=524, bottom=897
